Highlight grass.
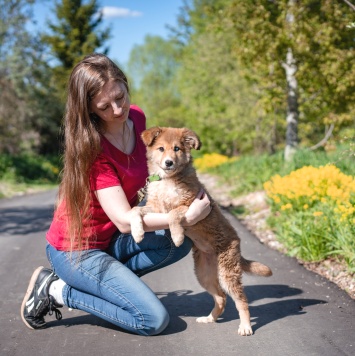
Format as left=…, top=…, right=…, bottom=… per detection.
left=200, top=144, right=355, bottom=196
left=0, top=153, right=60, bottom=198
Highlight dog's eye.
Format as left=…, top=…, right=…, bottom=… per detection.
left=174, top=146, right=180, bottom=152
left=158, top=147, right=164, bottom=152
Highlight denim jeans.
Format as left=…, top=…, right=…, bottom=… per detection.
left=46, top=230, right=192, bottom=336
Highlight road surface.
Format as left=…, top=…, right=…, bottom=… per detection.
left=0, top=189, right=354, bottom=356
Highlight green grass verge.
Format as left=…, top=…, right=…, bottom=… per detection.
left=0, top=154, right=61, bottom=198
left=204, top=145, right=355, bottom=196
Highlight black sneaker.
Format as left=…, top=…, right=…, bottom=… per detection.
left=21, top=266, right=63, bottom=329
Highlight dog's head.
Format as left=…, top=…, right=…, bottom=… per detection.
left=141, top=127, right=201, bottom=178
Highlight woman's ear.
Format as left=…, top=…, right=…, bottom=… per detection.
left=141, top=127, right=163, bottom=146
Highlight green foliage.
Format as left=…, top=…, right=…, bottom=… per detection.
left=176, top=29, right=263, bottom=155
left=332, top=222, right=355, bottom=273
left=165, top=0, right=288, bottom=154
left=127, top=35, right=186, bottom=127
left=0, top=154, right=61, bottom=184
left=208, top=152, right=286, bottom=196
left=224, top=0, right=355, bottom=144
left=202, top=143, right=355, bottom=196
left=145, top=0, right=355, bottom=156
left=0, top=0, right=110, bottom=155
left=264, top=164, right=355, bottom=271
left=0, top=0, right=46, bottom=154
left=199, top=144, right=355, bottom=272
left=42, top=0, right=111, bottom=91
left=267, top=209, right=334, bottom=263
left=35, top=0, right=112, bottom=153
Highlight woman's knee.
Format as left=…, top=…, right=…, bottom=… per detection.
left=138, top=303, right=170, bottom=336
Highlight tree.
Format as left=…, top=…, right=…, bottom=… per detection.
left=127, top=35, right=184, bottom=127
left=168, top=0, right=278, bottom=155
left=0, top=0, right=44, bottom=153
left=36, top=0, right=111, bottom=153
left=177, top=30, right=260, bottom=155
left=224, top=0, right=355, bottom=159
left=42, top=0, right=111, bottom=93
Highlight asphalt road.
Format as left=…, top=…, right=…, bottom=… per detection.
left=0, top=189, right=354, bottom=356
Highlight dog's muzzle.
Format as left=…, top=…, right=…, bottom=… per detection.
left=164, top=160, right=174, bottom=168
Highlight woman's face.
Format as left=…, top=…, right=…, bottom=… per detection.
left=90, top=79, right=130, bottom=126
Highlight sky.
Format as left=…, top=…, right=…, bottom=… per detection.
left=32, top=0, right=184, bottom=66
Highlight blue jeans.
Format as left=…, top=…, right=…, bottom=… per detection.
left=46, top=230, right=192, bottom=336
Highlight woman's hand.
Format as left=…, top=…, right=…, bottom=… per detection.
left=184, top=189, right=212, bottom=227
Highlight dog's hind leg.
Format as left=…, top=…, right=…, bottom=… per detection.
left=193, top=249, right=226, bottom=323
left=218, top=262, right=253, bottom=336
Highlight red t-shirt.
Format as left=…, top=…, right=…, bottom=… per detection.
left=46, top=105, right=149, bottom=251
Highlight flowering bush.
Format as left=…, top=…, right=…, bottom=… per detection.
left=194, top=153, right=237, bottom=171
left=264, top=165, right=355, bottom=210
left=264, top=165, right=355, bottom=271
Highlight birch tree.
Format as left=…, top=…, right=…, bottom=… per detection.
left=225, top=0, right=355, bottom=157
left=283, top=0, right=299, bottom=161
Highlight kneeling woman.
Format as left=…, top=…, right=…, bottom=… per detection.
left=21, top=53, right=211, bottom=336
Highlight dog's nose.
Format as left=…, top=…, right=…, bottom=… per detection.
left=165, top=160, right=174, bottom=167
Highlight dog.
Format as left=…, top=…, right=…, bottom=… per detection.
left=130, top=127, right=272, bottom=336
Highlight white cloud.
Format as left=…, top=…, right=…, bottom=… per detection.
left=101, top=7, right=143, bottom=19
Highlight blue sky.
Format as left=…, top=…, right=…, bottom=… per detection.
left=32, top=0, right=184, bottom=66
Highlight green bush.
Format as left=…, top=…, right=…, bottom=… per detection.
left=0, top=154, right=61, bottom=184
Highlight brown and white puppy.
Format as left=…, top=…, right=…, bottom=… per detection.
left=130, top=127, right=272, bottom=336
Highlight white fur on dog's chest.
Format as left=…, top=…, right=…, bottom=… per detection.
left=148, top=180, right=183, bottom=212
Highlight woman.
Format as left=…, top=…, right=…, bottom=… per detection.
left=20, top=53, right=211, bottom=336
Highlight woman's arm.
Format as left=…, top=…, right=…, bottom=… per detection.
left=96, top=186, right=211, bottom=233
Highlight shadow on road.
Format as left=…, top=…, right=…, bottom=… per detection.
left=39, top=284, right=326, bottom=337
left=0, top=206, right=53, bottom=235
left=156, top=284, right=326, bottom=334
left=42, top=284, right=326, bottom=336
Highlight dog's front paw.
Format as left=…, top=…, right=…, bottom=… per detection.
left=131, top=223, right=144, bottom=244
left=168, top=209, right=187, bottom=247
left=170, top=225, right=185, bottom=247
left=196, top=315, right=215, bottom=323
left=172, top=234, right=185, bottom=247
left=238, top=323, right=253, bottom=336
left=131, top=208, right=145, bottom=243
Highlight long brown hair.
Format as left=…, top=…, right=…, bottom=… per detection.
left=59, top=53, right=130, bottom=251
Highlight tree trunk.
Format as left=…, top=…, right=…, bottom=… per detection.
left=283, top=47, right=299, bottom=161
left=283, top=0, right=299, bottom=162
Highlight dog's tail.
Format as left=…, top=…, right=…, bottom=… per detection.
left=241, top=257, right=272, bottom=277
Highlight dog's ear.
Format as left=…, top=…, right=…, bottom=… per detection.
left=141, top=127, right=163, bottom=146
left=182, top=129, right=201, bottom=150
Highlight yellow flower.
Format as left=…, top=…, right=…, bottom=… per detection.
left=194, top=153, right=236, bottom=171
left=313, top=211, right=323, bottom=217
left=264, top=165, right=355, bottom=220
left=281, top=203, right=292, bottom=210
